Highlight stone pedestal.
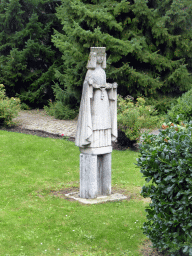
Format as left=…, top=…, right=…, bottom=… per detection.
left=80, top=153, right=111, bottom=199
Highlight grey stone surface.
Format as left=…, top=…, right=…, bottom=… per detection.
left=80, top=153, right=111, bottom=198
left=80, top=154, right=97, bottom=199
left=80, top=146, right=112, bottom=155
left=75, top=47, right=118, bottom=151
left=75, top=47, right=118, bottom=199
left=97, top=153, right=111, bottom=195
left=65, top=192, right=127, bottom=204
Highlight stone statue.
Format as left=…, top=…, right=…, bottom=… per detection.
left=75, top=47, right=118, bottom=199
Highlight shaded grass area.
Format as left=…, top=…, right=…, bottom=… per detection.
left=0, top=130, right=149, bottom=256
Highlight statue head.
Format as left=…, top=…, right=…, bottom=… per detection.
left=87, top=47, right=106, bottom=69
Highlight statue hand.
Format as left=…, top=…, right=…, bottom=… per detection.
left=88, top=78, right=94, bottom=85
left=113, top=82, right=118, bottom=88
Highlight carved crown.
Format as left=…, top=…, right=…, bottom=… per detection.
left=90, top=47, right=106, bottom=55
left=87, top=47, right=106, bottom=69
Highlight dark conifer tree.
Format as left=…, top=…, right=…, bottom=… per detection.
left=0, top=0, right=62, bottom=107
left=52, top=0, right=192, bottom=106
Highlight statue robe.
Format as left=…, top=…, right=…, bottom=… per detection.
left=75, top=68, right=117, bottom=152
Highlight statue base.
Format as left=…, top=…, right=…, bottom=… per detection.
left=80, top=153, right=111, bottom=199
left=65, top=192, right=127, bottom=204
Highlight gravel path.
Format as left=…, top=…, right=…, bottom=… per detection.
left=12, top=109, right=77, bottom=137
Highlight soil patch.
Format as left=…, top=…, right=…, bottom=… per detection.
left=139, top=240, right=170, bottom=256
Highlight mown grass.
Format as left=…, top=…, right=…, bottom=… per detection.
left=0, top=130, right=150, bottom=256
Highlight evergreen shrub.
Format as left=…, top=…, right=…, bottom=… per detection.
left=117, top=95, right=162, bottom=141
left=166, top=88, right=192, bottom=124
left=0, top=84, right=20, bottom=126
left=44, top=100, right=77, bottom=120
left=44, top=100, right=56, bottom=117
left=145, top=96, right=177, bottom=115
left=137, top=122, right=192, bottom=256
left=20, top=103, right=31, bottom=110
left=51, top=83, right=78, bottom=120
left=0, top=0, right=63, bottom=107
left=52, top=0, right=192, bottom=107
left=52, top=101, right=77, bottom=120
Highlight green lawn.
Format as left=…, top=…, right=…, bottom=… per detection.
left=0, top=130, right=150, bottom=256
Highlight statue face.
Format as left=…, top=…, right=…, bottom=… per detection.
left=97, top=55, right=103, bottom=64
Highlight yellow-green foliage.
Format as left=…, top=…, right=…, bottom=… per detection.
left=117, top=95, right=162, bottom=141
left=0, top=84, right=20, bottom=126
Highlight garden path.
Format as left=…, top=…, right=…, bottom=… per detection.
left=12, top=109, right=77, bottom=138
left=13, top=109, right=160, bottom=139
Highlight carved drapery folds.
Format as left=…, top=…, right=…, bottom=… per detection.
left=75, top=47, right=117, bottom=154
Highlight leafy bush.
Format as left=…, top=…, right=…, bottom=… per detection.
left=137, top=122, right=192, bottom=256
left=117, top=95, right=162, bottom=141
left=0, top=84, right=21, bottom=126
left=166, top=88, right=192, bottom=124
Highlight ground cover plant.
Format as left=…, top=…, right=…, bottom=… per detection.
left=0, top=130, right=150, bottom=256
left=137, top=122, right=192, bottom=256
